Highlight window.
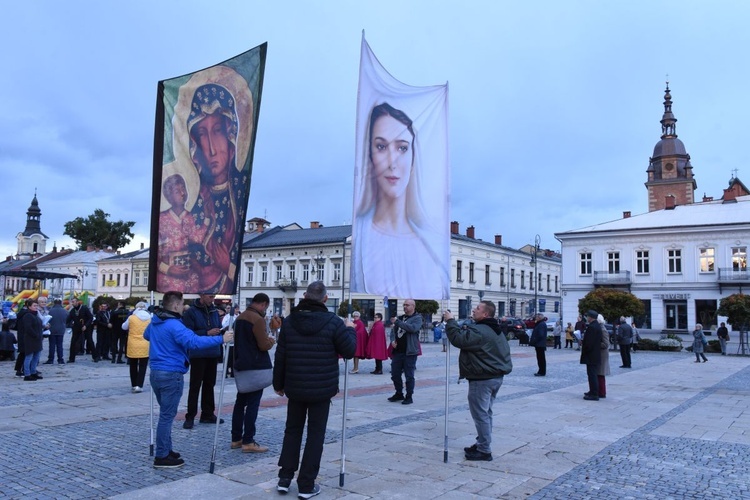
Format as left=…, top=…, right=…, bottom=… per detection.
left=124, top=273, right=128, bottom=287
left=498, top=301, right=505, bottom=317
left=358, top=299, right=375, bottom=322
left=554, top=301, right=560, bottom=313
left=116, top=274, right=121, bottom=287
left=333, top=262, right=341, bottom=281
left=579, top=252, right=592, bottom=275
left=510, top=269, right=516, bottom=288
left=318, top=265, right=325, bottom=281
left=732, top=247, right=747, bottom=271
left=109, top=273, right=113, bottom=282
left=667, top=249, right=682, bottom=273
left=456, top=260, right=463, bottom=282
left=485, top=265, right=491, bottom=285
left=101, top=273, right=105, bottom=287
left=636, top=250, right=650, bottom=274
left=458, top=299, right=469, bottom=319
left=247, top=264, right=256, bottom=284
left=554, top=276, right=559, bottom=293
left=302, top=264, right=309, bottom=282
left=546, top=274, right=551, bottom=292
left=261, top=265, right=268, bottom=284
left=538, top=273, right=542, bottom=291
left=529, top=271, right=534, bottom=290
left=143, top=271, right=148, bottom=283
left=500, top=267, right=505, bottom=287
left=520, top=270, right=526, bottom=289
left=134, top=271, right=140, bottom=286
left=607, top=251, right=620, bottom=273
left=289, top=264, right=296, bottom=281
left=699, top=248, right=715, bottom=273
left=469, top=262, right=475, bottom=283
left=276, top=264, right=283, bottom=281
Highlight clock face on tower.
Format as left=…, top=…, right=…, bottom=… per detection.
left=664, top=163, right=674, bottom=172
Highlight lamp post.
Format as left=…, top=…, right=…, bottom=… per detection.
left=77, top=268, right=88, bottom=293
left=314, top=251, right=325, bottom=281
left=530, top=235, right=540, bottom=316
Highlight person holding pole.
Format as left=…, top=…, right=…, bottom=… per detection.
left=273, top=281, right=356, bottom=498
left=144, top=291, right=233, bottom=468
left=444, top=301, right=512, bottom=462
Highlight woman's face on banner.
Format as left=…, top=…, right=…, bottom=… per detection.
left=371, top=114, right=413, bottom=202
left=193, top=113, right=234, bottom=184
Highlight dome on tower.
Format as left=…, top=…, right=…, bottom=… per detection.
left=653, top=136, right=686, bottom=157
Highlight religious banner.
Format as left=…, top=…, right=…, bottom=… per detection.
left=350, top=35, right=450, bottom=300
left=149, top=43, right=267, bottom=294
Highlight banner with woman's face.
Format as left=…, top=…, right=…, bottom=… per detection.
left=149, top=44, right=267, bottom=294
left=350, top=36, right=450, bottom=300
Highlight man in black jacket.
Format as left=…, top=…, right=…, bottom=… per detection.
left=273, top=281, right=356, bottom=499
left=66, top=298, right=93, bottom=363
left=445, top=301, right=512, bottom=462
left=581, top=310, right=603, bottom=401
left=529, top=313, right=547, bottom=376
left=616, top=317, right=633, bottom=368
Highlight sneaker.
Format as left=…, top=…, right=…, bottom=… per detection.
left=463, top=443, right=478, bottom=453
left=133, top=386, right=143, bottom=393
left=277, top=477, right=292, bottom=493
left=32, top=373, right=43, bottom=380
left=153, top=455, right=185, bottom=468
left=199, top=414, right=224, bottom=424
left=168, top=450, right=181, bottom=459
left=183, top=418, right=194, bottom=429
left=24, top=376, right=36, bottom=381
left=387, top=392, right=404, bottom=402
left=297, top=484, right=321, bottom=499
left=465, top=449, right=493, bottom=461
left=401, top=395, right=413, bottom=405
left=242, top=441, right=269, bottom=453
left=15, top=371, right=24, bottom=377
left=43, top=360, right=53, bottom=365
left=57, top=360, right=65, bottom=364
left=230, top=440, right=242, bottom=449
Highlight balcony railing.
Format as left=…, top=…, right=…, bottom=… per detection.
left=718, top=268, right=750, bottom=282
left=593, top=270, right=632, bottom=285
left=276, top=278, right=298, bottom=293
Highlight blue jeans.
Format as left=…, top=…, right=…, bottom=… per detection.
left=719, top=338, right=727, bottom=354
left=390, top=352, right=417, bottom=395
left=467, top=377, right=503, bottom=453
left=24, top=351, right=41, bottom=376
left=47, top=335, right=64, bottom=362
left=232, top=388, right=263, bottom=443
left=150, top=370, right=184, bottom=459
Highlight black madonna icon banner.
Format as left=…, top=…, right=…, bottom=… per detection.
left=149, top=43, right=267, bottom=294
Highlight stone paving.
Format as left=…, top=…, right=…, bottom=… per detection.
left=2, top=334, right=749, bottom=499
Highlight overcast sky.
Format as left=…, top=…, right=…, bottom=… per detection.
left=2, top=0, right=748, bottom=259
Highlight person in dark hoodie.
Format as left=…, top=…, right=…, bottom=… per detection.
left=144, top=291, right=234, bottom=468
left=445, top=301, right=512, bottom=462
left=273, top=281, right=356, bottom=499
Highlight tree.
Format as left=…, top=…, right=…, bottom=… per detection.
left=578, top=288, right=644, bottom=324
left=717, top=293, right=750, bottom=331
left=337, top=299, right=361, bottom=317
left=64, top=209, right=135, bottom=251
left=415, top=300, right=440, bottom=315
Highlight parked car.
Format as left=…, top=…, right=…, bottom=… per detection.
left=500, top=318, right=526, bottom=339
left=545, top=314, right=561, bottom=332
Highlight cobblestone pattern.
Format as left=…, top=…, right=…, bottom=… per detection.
left=530, top=365, right=750, bottom=500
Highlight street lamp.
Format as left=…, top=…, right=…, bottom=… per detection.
left=313, top=251, right=325, bottom=280
left=77, top=268, right=88, bottom=292
left=530, top=235, right=541, bottom=316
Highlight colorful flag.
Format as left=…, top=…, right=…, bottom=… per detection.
left=149, top=44, right=267, bottom=295
left=350, top=36, right=450, bottom=300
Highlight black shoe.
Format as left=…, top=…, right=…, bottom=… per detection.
left=583, top=395, right=599, bottom=401
left=401, top=395, right=413, bottom=405
left=57, top=360, right=65, bottom=364
left=387, top=392, right=405, bottom=402
left=15, top=371, right=24, bottom=377
left=183, top=418, right=194, bottom=429
left=103, top=356, right=112, bottom=361
left=463, top=444, right=478, bottom=453
left=93, top=358, right=100, bottom=363
left=534, top=373, right=545, bottom=377
left=277, top=477, right=292, bottom=493
left=24, top=376, right=36, bottom=381
left=67, top=359, right=75, bottom=363
left=153, top=456, right=185, bottom=468
left=43, top=360, right=53, bottom=365
left=600, top=394, right=606, bottom=399
left=297, top=484, right=321, bottom=499
left=465, top=449, right=493, bottom=461
left=111, top=358, right=116, bottom=364
left=199, top=415, right=224, bottom=424
left=168, top=450, right=181, bottom=459
left=32, top=373, right=43, bottom=380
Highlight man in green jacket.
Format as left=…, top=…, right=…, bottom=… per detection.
left=445, top=301, right=512, bottom=462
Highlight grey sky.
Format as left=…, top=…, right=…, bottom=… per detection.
left=1, top=0, right=747, bottom=259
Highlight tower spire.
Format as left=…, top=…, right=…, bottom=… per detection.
left=660, top=82, right=677, bottom=139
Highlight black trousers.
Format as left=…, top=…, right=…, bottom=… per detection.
left=278, top=398, right=331, bottom=492
left=14, top=352, right=25, bottom=373
left=587, top=364, right=600, bottom=396
left=535, top=346, right=546, bottom=375
left=69, top=329, right=84, bottom=361
left=97, top=329, right=111, bottom=359
left=186, top=357, right=218, bottom=419
left=112, top=331, right=127, bottom=358
left=84, top=329, right=96, bottom=355
left=129, top=357, right=148, bottom=388
left=619, top=344, right=632, bottom=368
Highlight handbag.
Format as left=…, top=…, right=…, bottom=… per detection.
left=234, top=368, right=273, bottom=393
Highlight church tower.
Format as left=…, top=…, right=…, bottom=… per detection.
left=16, top=191, right=48, bottom=257
left=645, top=84, right=697, bottom=211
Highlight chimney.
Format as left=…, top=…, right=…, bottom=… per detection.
left=702, top=194, right=714, bottom=202
left=665, top=195, right=676, bottom=210
left=623, top=211, right=631, bottom=219
left=450, top=221, right=459, bottom=234
left=140, top=242, right=145, bottom=250
left=310, top=221, right=320, bottom=229
left=466, top=226, right=475, bottom=239
left=494, top=234, right=502, bottom=245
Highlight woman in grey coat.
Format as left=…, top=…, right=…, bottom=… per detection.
left=692, top=324, right=708, bottom=363
left=597, top=315, right=611, bottom=398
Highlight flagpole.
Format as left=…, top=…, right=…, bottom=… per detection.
left=149, top=290, right=155, bottom=457
left=210, top=340, right=231, bottom=473
left=340, top=256, right=352, bottom=487
left=443, top=300, right=449, bottom=463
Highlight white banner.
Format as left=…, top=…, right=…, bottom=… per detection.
left=350, top=35, right=450, bottom=300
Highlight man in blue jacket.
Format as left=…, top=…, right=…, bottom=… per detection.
left=144, top=291, right=233, bottom=468
left=273, top=281, right=356, bottom=498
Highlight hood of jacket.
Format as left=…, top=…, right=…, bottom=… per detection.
left=288, top=298, right=336, bottom=336
left=476, top=317, right=502, bottom=335
left=150, top=307, right=181, bottom=326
